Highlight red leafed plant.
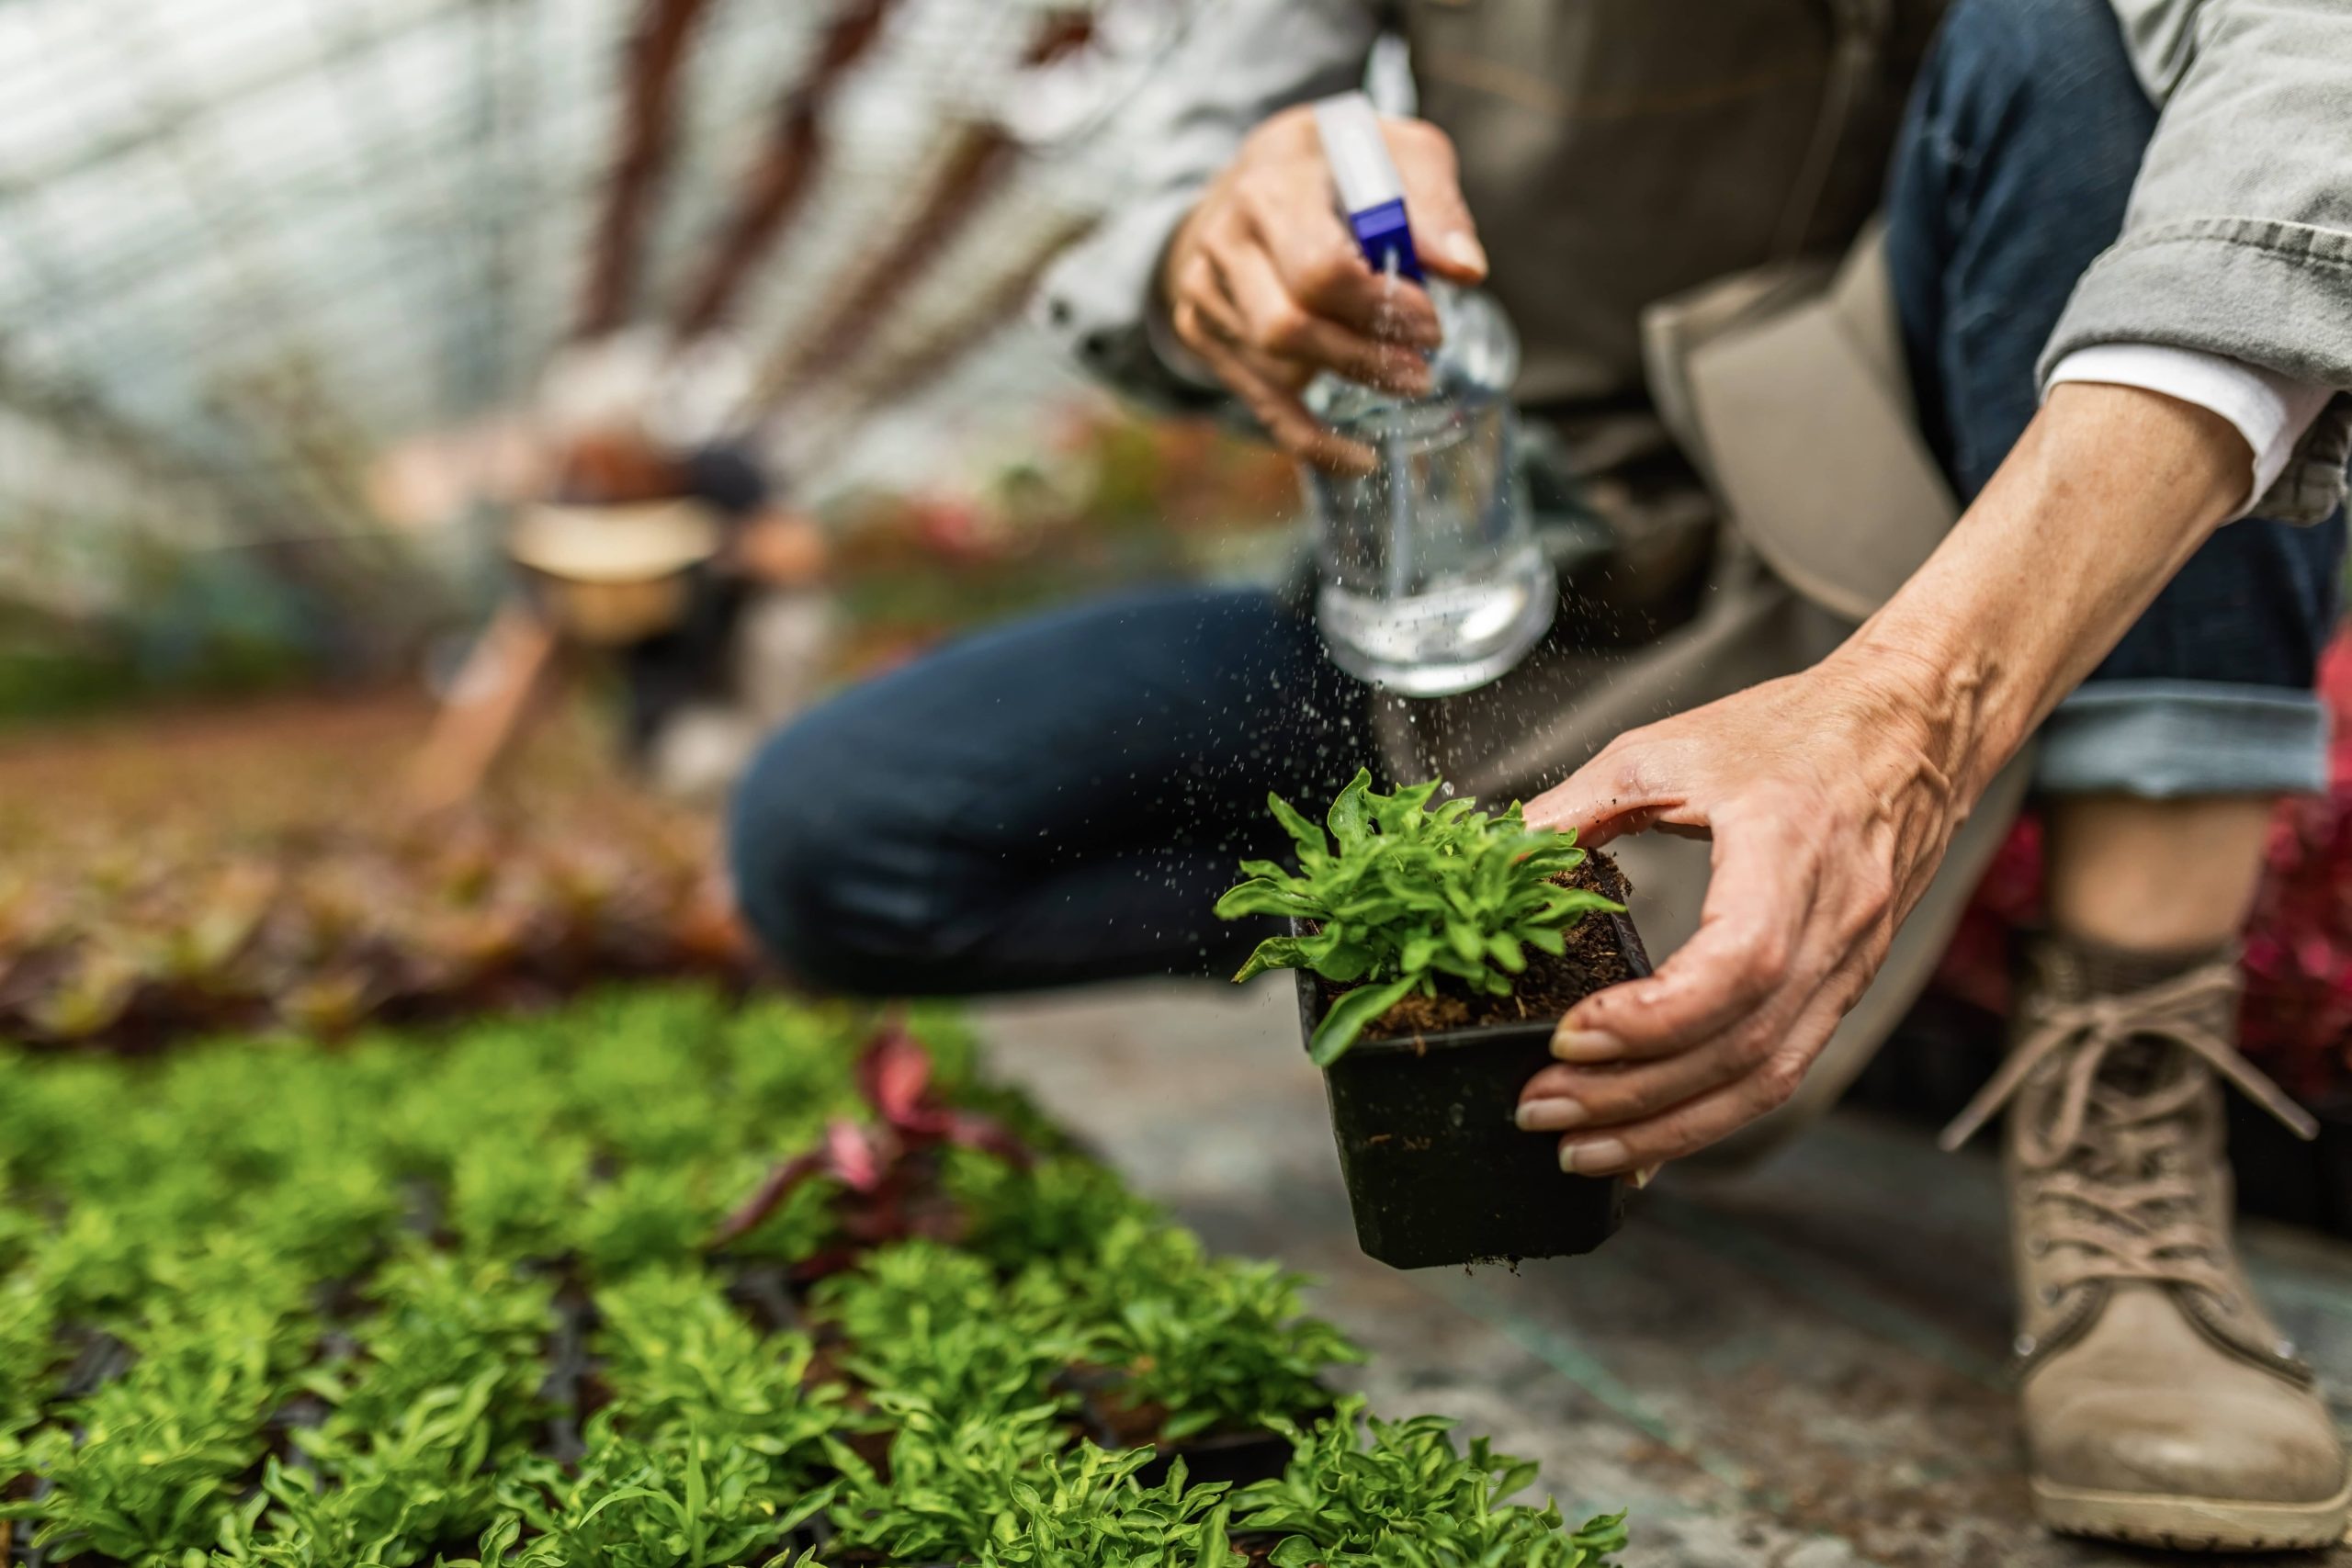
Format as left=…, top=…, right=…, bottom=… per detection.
left=709, top=1021, right=1031, bottom=1257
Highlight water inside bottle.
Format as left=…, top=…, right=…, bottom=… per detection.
left=1305, top=283, right=1554, bottom=697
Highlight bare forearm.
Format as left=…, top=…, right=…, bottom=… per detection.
left=1517, top=382, right=2263, bottom=1171
left=1833, top=381, right=2253, bottom=803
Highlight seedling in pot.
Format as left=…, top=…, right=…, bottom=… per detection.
left=1216, top=769, right=1622, bottom=1062
left=1217, top=772, right=1651, bottom=1269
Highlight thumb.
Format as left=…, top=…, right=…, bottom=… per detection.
left=1384, top=126, right=1485, bottom=285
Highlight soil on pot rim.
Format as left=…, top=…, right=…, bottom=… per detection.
left=1313, top=850, right=1634, bottom=1041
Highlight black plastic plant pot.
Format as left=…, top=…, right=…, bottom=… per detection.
left=1294, top=908, right=1653, bottom=1270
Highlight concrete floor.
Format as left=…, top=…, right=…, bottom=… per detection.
left=978, top=978, right=2352, bottom=1568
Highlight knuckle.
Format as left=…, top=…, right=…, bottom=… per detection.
left=1729, top=921, right=1792, bottom=994
left=1831, top=967, right=1871, bottom=1014
left=1754, top=1051, right=1806, bottom=1107
left=1295, top=245, right=1359, bottom=303
left=1854, top=866, right=1895, bottom=929
left=1393, top=118, right=1456, bottom=163
left=1521, top=1066, right=1576, bottom=1100
left=1257, top=300, right=1315, bottom=355
left=1587, top=739, right=1646, bottom=797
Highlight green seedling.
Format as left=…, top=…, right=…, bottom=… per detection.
left=972, top=1447, right=1232, bottom=1568
left=495, top=1414, right=832, bottom=1568
left=815, top=1241, right=1090, bottom=1424
left=1073, top=1220, right=1359, bottom=1440
left=0, top=1278, right=58, bottom=1463
left=0, top=985, right=1626, bottom=1562
left=6, top=1288, right=304, bottom=1566
left=824, top=1394, right=1110, bottom=1563
left=944, top=1152, right=1165, bottom=1272
left=1216, top=770, right=1621, bottom=1063
left=447, top=1134, right=592, bottom=1261
left=305, top=1247, right=553, bottom=1456
left=1237, top=1397, right=1627, bottom=1568
left=217, top=1375, right=508, bottom=1568
left=594, top=1268, right=847, bottom=1478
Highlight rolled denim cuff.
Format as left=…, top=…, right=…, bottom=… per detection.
left=2034, top=681, right=2331, bottom=797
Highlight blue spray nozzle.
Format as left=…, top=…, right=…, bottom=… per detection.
left=1314, top=93, right=1424, bottom=284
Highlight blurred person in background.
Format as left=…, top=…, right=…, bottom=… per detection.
left=730, top=0, right=2352, bottom=1547
left=403, top=426, right=831, bottom=813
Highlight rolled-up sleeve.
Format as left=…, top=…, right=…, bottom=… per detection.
left=2042, top=0, right=2352, bottom=522
left=1032, top=0, right=1379, bottom=409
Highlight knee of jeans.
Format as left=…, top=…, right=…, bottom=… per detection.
left=1932, top=0, right=2150, bottom=121
left=727, top=716, right=925, bottom=997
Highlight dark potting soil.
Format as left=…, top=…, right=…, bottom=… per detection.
left=1315, top=850, right=1634, bottom=1041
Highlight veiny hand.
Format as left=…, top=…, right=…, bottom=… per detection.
left=1159, top=105, right=1487, bottom=471
left=1514, top=652, right=1980, bottom=1177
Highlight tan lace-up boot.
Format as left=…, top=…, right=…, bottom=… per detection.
left=1942, top=942, right=2352, bottom=1551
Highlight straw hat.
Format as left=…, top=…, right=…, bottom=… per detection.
left=508, top=499, right=726, bottom=647
left=507, top=498, right=725, bottom=584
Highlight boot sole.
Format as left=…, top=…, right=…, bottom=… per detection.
left=2033, top=1475, right=2352, bottom=1552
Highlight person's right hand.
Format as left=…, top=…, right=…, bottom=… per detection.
left=1159, top=105, right=1488, bottom=471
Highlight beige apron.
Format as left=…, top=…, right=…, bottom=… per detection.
left=1380, top=0, right=2028, bottom=1161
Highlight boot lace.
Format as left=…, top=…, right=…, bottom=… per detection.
left=1939, top=962, right=2317, bottom=1298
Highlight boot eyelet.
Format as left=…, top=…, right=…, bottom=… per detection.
left=2038, top=1286, right=2060, bottom=1306
left=2013, top=1334, right=2038, bottom=1358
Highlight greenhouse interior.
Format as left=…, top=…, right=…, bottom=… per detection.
left=5, top=0, right=2352, bottom=1563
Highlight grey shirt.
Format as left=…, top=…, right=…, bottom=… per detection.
left=1036, top=0, right=2352, bottom=522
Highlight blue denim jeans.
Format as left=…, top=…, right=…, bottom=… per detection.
left=730, top=0, right=2346, bottom=995
left=1885, top=0, right=2345, bottom=798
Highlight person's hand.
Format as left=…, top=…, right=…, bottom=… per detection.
left=734, top=511, right=829, bottom=588
left=1513, top=651, right=1977, bottom=1176
left=1159, top=105, right=1487, bottom=471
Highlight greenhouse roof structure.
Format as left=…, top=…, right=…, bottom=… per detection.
left=0, top=0, right=1187, bottom=626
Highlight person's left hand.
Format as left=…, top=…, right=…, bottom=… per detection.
left=1513, top=651, right=1980, bottom=1176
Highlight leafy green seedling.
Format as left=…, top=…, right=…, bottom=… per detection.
left=594, top=1267, right=846, bottom=1480
left=1216, top=770, right=1620, bottom=1064
left=1237, top=1397, right=1626, bottom=1568
left=217, top=1375, right=509, bottom=1568
left=6, top=1286, right=304, bottom=1566
left=944, top=1151, right=1164, bottom=1272
left=827, top=1393, right=1227, bottom=1566
left=1073, top=1220, right=1359, bottom=1440
left=496, top=1415, right=831, bottom=1568
left=814, top=1241, right=1089, bottom=1424
left=304, top=1247, right=554, bottom=1457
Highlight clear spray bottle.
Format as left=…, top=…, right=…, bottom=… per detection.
left=1303, top=92, right=1555, bottom=698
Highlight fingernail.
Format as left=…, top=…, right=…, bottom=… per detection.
left=1558, top=1137, right=1628, bottom=1176
left=1515, top=1098, right=1587, bottom=1132
left=1550, top=1026, right=1622, bottom=1063
left=1631, top=1164, right=1661, bottom=1190
left=1444, top=230, right=1487, bottom=274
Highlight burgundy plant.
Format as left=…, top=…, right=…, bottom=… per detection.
left=708, top=1021, right=1030, bottom=1255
